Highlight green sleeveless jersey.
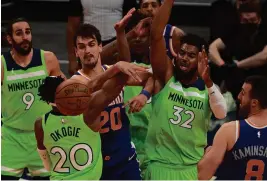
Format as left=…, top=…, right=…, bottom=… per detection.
left=42, top=112, right=102, bottom=180
left=145, top=76, right=212, bottom=166
left=1, top=49, right=51, bottom=131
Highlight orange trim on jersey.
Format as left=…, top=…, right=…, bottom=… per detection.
left=245, top=119, right=267, bottom=129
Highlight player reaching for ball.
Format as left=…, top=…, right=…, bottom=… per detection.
left=34, top=60, right=149, bottom=180
left=72, top=23, right=153, bottom=180
left=1, top=17, right=65, bottom=180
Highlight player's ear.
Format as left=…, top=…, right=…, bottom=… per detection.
left=251, top=99, right=259, bottom=107
left=6, top=35, right=12, bottom=45
left=99, top=43, right=102, bottom=53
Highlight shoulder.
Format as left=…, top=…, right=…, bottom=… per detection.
left=44, top=51, right=58, bottom=61
left=172, top=26, right=185, bottom=37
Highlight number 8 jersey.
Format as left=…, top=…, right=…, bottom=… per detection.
left=1, top=49, right=51, bottom=131
left=145, top=76, right=212, bottom=166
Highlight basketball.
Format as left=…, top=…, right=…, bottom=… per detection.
left=55, top=79, right=91, bottom=116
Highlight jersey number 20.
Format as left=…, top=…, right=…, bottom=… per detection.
left=51, top=143, right=93, bottom=173
left=169, top=106, right=195, bottom=129
left=99, top=107, right=122, bottom=133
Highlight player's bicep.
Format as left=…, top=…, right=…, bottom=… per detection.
left=45, top=51, right=66, bottom=79
left=150, top=36, right=173, bottom=86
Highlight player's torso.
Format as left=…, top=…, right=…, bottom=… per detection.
left=1, top=49, right=51, bottom=131
left=42, top=112, right=102, bottom=180
left=217, top=120, right=267, bottom=180
left=146, top=76, right=211, bottom=165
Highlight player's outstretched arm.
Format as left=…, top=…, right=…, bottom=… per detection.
left=150, top=0, right=174, bottom=87
left=83, top=73, right=128, bottom=131
left=198, top=122, right=234, bottom=180
left=44, top=51, right=66, bottom=79
left=115, top=8, right=136, bottom=62
left=34, top=118, right=52, bottom=171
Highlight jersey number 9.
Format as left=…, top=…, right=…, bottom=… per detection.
left=22, top=92, right=35, bottom=110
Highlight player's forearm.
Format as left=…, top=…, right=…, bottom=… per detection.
left=208, top=84, right=227, bottom=119
left=150, top=0, right=173, bottom=41
left=142, top=75, right=154, bottom=94
left=198, top=161, right=217, bottom=180
left=37, top=149, right=51, bottom=171
left=116, top=31, right=131, bottom=62
left=67, top=20, right=79, bottom=63
left=209, top=40, right=225, bottom=66
left=237, top=46, right=267, bottom=69
left=101, top=31, right=135, bottom=64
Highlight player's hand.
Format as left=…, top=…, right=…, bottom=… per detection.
left=68, top=60, right=78, bottom=76
left=124, top=94, right=148, bottom=113
left=115, top=61, right=147, bottom=82
left=198, top=46, right=211, bottom=83
left=114, top=8, right=136, bottom=34
left=132, top=17, right=152, bottom=38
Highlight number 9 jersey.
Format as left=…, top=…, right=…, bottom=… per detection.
left=1, top=49, right=51, bottom=131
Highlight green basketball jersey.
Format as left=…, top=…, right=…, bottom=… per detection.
left=42, top=112, right=102, bottom=180
left=1, top=49, right=51, bottom=131
left=145, top=76, right=212, bottom=166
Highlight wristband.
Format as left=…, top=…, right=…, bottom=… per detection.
left=140, top=89, right=151, bottom=100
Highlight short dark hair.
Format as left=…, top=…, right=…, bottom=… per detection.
left=139, top=0, right=162, bottom=7
left=239, top=0, right=261, bottom=14
left=38, top=76, right=65, bottom=104
left=6, top=17, right=30, bottom=36
left=180, top=33, right=209, bottom=53
left=244, top=75, right=267, bottom=109
left=73, top=23, right=102, bottom=46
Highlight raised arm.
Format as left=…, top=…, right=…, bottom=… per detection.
left=150, top=0, right=174, bottom=87
left=67, top=0, right=82, bottom=75
left=209, top=38, right=226, bottom=66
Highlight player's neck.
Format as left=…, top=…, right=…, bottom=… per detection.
left=80, top=61, right=104, bottom=79
left=247, top=109, right=267, bottom=127
left=11, top=49, right=33, bottom=67
left=179, top=74, right=198, bottom=85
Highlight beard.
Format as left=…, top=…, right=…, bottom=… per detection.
left=238, top=101, right=251, bottom=119
left=174, top=61, right=197, bottom=83
left=12, top=39, right=32, bottom=56
left=82, top=53, right=99, bottom=68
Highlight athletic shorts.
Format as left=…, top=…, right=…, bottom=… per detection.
left=1, top=125, right=50, bottom=177
left=144, top=161, right=198, bottom=180
left=100, top=153, right=141, bottom=180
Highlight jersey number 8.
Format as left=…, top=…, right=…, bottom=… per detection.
left=51, top=143, right=93, bottom=173
left=245, top=159, right=265, bottom=180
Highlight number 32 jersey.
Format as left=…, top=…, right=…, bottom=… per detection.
left=1, top=49, right=51, bottom=131
left=145, top=76, right=211, bottom=166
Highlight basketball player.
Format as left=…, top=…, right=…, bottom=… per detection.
left=1, top=17, right=65, bottom=180
left=198, top=75, right=267, bottom=180
left=72, top=23, right=153, bottom=180
left=34, top=60, right=146, bottom=180
left=144, top=0, right=227, bottom=180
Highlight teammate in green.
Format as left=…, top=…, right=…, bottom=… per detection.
left=34, top=60, right=148, bottom=180
left=144, top=0, right=228, bottom=179
left=1, top=18, right=65, bottom=179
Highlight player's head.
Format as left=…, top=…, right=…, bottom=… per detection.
left=38, top=76, right=65, bottom=106
left=173, top=33, right=208, bottom=81
left=74, top=24, right=102, bottom=69
left=6, top=17, right=32, bottom=56
left=139, top=0, right=161, bottom=17
left=126, top=12, right=151, bottom=57
left=238, top=75, right=267, bottom=118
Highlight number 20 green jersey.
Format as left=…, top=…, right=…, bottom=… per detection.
left=42, top=112, right=102, bottom=180
left=1, top=49, right=51, bottom=131
left=145, top=76, right=212, bottom=166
